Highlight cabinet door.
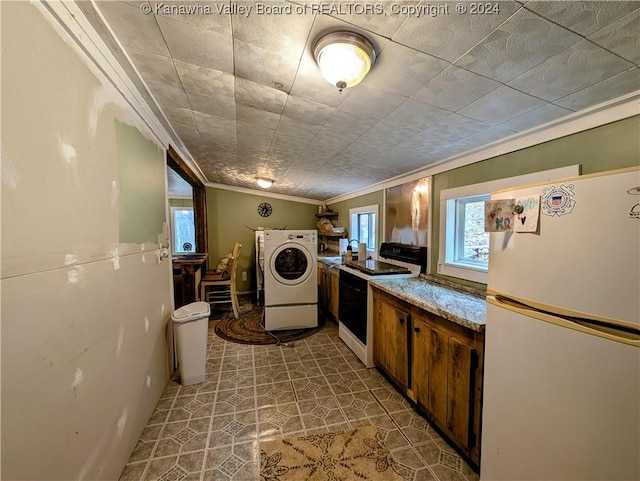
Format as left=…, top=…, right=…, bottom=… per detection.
left=447, top=338, right=476, bottom=451
left=322, top=267, right=338, bottom=312
left=376, top=297, right=393, bottom=375
left=417, top=312, right=478, bottom=449
left=428, top=327, right=448, bottom=426
left=324, top=270, right=332, bottom=314
left=329, top=271, right=339, bottom=319
left=411, top=317, right=431, bottom=408
left=317, top=263, right=326, bottom=312
left=373, top=290, right=386, bottom=368
left=319, top=269, right=324, bottom=311
left=376, top=295, right=409, bottom=388
left=394, top=307, right=409, bottom=389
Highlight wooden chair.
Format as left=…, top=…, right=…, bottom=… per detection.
left=200, top=242, right=242, bottom=318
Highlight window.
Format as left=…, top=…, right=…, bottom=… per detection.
left=349, top=204, right=378, bottom=254
left=452, top=194, right=490, bottom=267
left=171, top=207, right=195, bottom=253
left=441, top=193, right=491, bottom=283
left=355, top=212, right=376, bottom=249
left=439, top=165, right=580, bottom=283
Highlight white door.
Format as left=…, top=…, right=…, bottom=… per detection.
left=481, top=301, right=640, bottom=481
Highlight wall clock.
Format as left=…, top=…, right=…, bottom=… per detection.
left=258, top=202, right=272, bottom=217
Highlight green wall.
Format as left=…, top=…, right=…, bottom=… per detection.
left=116, top=120, right=165, bottom=244
left=431, top=115, right=640, bottom=287
left=326, top=190, right=384, bottom=249
left=206, top=188, right=318, bottom=292
left=325, top=116, right=639, bottom=289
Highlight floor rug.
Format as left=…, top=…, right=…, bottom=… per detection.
left=214, top=308, right=325, bottom=345
left=259, top=427, right=404, bottom=481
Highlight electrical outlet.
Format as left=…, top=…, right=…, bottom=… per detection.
left=242, top=271, right=247, bottom=281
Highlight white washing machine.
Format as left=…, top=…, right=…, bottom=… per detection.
left=263, top=230, right=318, bottom=331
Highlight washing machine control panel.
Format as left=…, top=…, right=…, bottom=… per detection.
left=287, top=232, right=316, bottom=243
left=265, top=230, right=317, bottom=245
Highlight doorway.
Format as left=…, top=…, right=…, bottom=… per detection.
left=166, top=146, right=208, bottom=257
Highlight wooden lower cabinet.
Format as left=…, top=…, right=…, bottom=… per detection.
left=317, top=261, right=324, bottom=287
left=373, top=289, right=409, bottom=390
left=329, top=269, right=339, bottom=320
left=447, top=336, right=477, bottom=452
left=318, top=262, right=339, bottom=320
left=374, top=288, right=484, bottom=466
left=318, top=262, right=328, bottom=313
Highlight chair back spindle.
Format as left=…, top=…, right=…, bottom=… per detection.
left=200, top=242, right=242, bottom=318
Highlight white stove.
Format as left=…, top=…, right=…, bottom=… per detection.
left=337, top=243, right=426, bottom=367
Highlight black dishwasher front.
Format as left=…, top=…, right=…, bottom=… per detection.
left=338, top=270, right=368, bottom=344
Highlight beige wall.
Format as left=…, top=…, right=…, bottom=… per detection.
left=1, top=3, right=172, bottom=479
left=206, top=187, right=318, bottom=292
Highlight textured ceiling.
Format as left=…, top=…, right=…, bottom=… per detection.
left=88, top=1, right=639, bottom=200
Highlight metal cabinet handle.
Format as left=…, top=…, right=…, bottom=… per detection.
left=414, top=326, right=420, bottom=333
left=399, top=317, right=404, bottom=324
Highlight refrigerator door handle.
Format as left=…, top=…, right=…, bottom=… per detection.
left=488, top=295, right=640, bottom=347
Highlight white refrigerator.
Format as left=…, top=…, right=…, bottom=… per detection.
left=481, top=168, right=640, bottom=481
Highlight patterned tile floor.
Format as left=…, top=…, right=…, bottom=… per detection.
left=119, top=302, right=479, bottom=481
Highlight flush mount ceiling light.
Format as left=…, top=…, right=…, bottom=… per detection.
left=256, top=177, right=274, bottom=189
left=313, top=31, right=377, bottom=93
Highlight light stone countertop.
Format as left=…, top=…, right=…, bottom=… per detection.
left=317, top=255, right=343, bottom=268
left=369, top=277, right=487, bottom=332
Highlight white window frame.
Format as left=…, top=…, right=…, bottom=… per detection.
left=438, top=165, right=580, bottom=283
left=448, top=193, right=491, bottom=271
left=170, top=206, right=195, bottom=254
left=349, top=204, right=379, bottom=258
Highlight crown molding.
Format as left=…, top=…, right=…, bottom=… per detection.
left=325, top=91, right=640, bottom=204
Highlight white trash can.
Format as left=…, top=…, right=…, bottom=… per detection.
left=172, top=301, right=211, bottom=386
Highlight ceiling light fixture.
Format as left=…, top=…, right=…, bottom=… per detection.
left=256, top=177, right=274, bottom=189
left=313, top=31, right=377, bottom=93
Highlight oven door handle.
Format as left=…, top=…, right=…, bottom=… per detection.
left=340, top=281, right=367, bottom=296
left=348, top=286, right=367, bottom=296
